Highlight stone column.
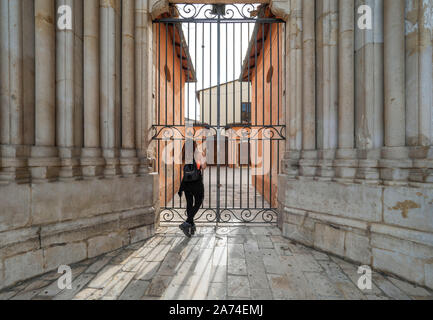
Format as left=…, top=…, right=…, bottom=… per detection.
left=284, top=0, right=303, bottom=179
left=121, top=0, right=139, bottom=176
left=73, top=0, right=84, bottom=150
left=381, top=0, right=411, bottom=185
left=406, top=0, right=433, bottom=186
left=334, top=0, right=357, bottom=183
left=354, top=0, right=384, bottom=184
left=81, top=0, right=105, bottom=178
left=22, top=0, right=35, bottom=148
left=29, top=0, right=61, bottom=182
left=100, top=0, right=121, bottom=177
left=0, top=0, right=30, bottom=183
left=135, top=0, right=154, bottom=174
left=298, top=0, right=317, bottom=179
left=56, top=0, right=81, bottom=180
left=315, top=0, right=338, bottom=181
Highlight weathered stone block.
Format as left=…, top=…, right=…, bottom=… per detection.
left=40, top=213, right=120, bottom=247
left=283, top=223, right=314, bottom=246
left=0, top=227, right=40, bottom=259
left=151, top=172, right=159, bottom=205
left=278, top=175, right=287, bottom=206
left=3, top=250, right=45, bottom=288
left=371, top=223, right=433, bottom=248
left=130, top=225, right=154, bottom=244
left=282, top=180, right=382, bottom=222
left=314, top=223, right=346, bottom=257
left=372, top=248, right=425, bottom=285
left=87, top=232, right=130, bottom=258
left=32, top=175, right=154, bottom=225
left=283, top=209, right=307, bottom=225
left=383, top=187, right=433, bottom=233
left=371, top=234, right=433, bottom=259
left=0, top=238, right=40, bottom=260
left=0, top=261, right=4, bottom=286
left=425, top=264, right=433, bottom=289
left=44, top=242, right=87, bottom=271
left=120, top=208, right=155, bottom=230
left=345, top=232, right=371, bottom=264
left=0, top=184, right=31, bottom=232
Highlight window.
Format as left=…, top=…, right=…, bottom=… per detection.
left=241, top=102, right=251, bottom=123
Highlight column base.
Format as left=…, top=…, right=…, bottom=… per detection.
left=120, top=149, right=139, bottom=176
left=354, top=149, right=381, bottom=185
left=81, top=148, right=105, bottom=179
left=28, top=146, right=61, bottom=183
left=315, top=149, right=336, bottom=181
left=408, top=146, right=433, bottom=187
left=58, top=147, right=82, bottom=181
left=282, top=151, right=300, bottom=179
left=137, top=157, right=152, bottom=176
left=380, top=147, right=412, bottom=186
left=103, top=148, right=121, bottom=178
left=0, top=145, right=31, bottom=184
left=333, top=149, right=358, bottom=183
left=298, top=150, right=318, bottom=179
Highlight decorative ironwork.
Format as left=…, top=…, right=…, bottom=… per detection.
left=160, top=208, right=278, bottom=224
left=153, top=3, right=283, bottom=23
left=150, top=125, right=286, bottom=141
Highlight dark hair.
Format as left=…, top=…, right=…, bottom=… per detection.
left=182, top=139, right=198, bottom=163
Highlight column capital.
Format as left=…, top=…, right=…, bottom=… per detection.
left=149, top=0, right=169, bottom=19
left=270, top=0, right=291, bottom=21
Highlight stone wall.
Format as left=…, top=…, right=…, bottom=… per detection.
left=278, top=178, right=433, bottom=289
left=0, top=174, right=159, bottom=290
left=0, top=0, right=158, bottom=290
left=275, top=0, right=433, bottom=289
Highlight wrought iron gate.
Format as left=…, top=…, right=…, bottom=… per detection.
left=151, top=4, right=285, bottom=224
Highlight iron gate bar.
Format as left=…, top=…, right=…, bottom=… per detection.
left=152, top=4, right=285, bottom=223
left=216, top=6, right=222, bottom=223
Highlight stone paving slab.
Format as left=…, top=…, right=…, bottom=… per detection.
left=1, top=225, right=432, bottom=300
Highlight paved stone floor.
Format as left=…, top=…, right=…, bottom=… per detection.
left=1, top=225, right=432, bottom=300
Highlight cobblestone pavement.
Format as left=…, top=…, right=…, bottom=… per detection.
left=1, top=225, right=432, bottom=300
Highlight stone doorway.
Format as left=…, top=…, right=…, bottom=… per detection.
left=151, top=3, right=285, bottom=225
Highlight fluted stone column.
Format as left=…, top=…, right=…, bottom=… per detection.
left=29, top=0, right=61, bottom=182
left=56, top=0, right=82, bottom=180
left=100, top=0, right=121, bottom=177
left=381, top=0, right=411, bottom=185
left=334, top=0, right=357, bottom=183
left=121, top=0, right=139, bottom=176
left=22, top=1, right=35, bottom=148
left=284, top=0, right=303, bottom=179
left=135, top=0, right=154, bottom=174
left=315, top=0, right=338, bottom=181
left=0, top=0, right=30, bottom=183
left=73, top=0, right=84, bottom=150
left=406, top=0, right=433, bottom=186
left=81, top=0, right=105, bottom=178
left=354, top=0, right=384, bottom=184
left=298, top=0, right=317, bottom=179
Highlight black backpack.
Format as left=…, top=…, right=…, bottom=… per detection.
left=183, top=161, right=201, bottom=182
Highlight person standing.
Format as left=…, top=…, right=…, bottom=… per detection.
left=178, top=139, right=206, bottom=237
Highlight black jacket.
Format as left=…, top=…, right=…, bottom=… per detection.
left=178, top=160, right=203, bottom=196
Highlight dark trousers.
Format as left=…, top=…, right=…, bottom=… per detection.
left=184, top=180, right=204, bottom=226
